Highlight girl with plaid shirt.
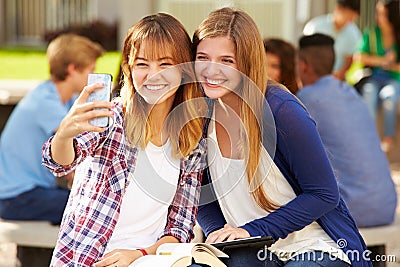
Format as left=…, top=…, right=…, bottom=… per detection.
left=42, top=13, right=207, bottom=267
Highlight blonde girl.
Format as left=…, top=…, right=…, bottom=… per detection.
left=194, top=7, right=370, bottom=267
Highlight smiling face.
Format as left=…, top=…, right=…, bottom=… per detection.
left=132, top=45, right=181, bottom=106
left=195, top=36, right=242, bottom=102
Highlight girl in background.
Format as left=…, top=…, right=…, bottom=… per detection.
left=264, top=38, right=300, bottom=94
left=354, top=0, right=400, bottom=152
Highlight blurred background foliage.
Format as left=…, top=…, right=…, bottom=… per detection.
left=0, top=50, right=121, bottom=80
left=1, top=17, right=120, bottom=80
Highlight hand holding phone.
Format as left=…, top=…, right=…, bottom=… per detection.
left=86, top=73, right=112, bottom=127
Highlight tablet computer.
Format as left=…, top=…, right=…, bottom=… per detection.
left=212, top=236, right=274, bottom=251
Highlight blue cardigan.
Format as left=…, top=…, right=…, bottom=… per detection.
left=197, top=83, right=371, bottom=266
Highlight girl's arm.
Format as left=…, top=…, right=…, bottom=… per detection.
left=196, top=167, right=226, bottom=236
left=353, top=52, right=386, bottom=67
left=42, top=83, right=114, bottom=175
left=52, top=83, right=113, bottom=165
left=204, top=97, right=339, bottom=243
left=239, top=98, right=339, bottom=241
left=93, top=236, right=180, bottom=267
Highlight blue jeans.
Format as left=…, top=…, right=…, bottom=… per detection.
left=0, top=186, right=69, bottom=225
left=361, top=71, right=400, bottom=137
left=213, top=246, right=351, bottom=267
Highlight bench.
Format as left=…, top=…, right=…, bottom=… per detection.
left=358, top=213, right=400, bottom=267
left=0, top=219, right=59, bottom=267
left=0, top=79, right=38, bottom=134
left=0, top=219, right=59, bottom=248
left=0, top=79, right=38, bottom=105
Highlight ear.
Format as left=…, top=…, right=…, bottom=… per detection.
left=299, top=58, right=308, bottom=73
left=66, top=63, right=78, bottom=77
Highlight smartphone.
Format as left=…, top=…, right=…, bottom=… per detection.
left=86, top=73, right=113, bottom=127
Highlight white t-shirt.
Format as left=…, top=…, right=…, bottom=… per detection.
left=105, top=139, right=180, bottom=253
left=207, top=117, right=350, bottom=263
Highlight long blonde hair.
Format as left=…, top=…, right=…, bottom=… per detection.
left=193, top=7, right=278, bottom=211
left=120, top=13, right=205, bottom=157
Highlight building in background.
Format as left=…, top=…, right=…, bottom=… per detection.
left=0, top=0, right=379, bottom=49
left=0, top=0, right=344, bottom=49
left=0, top=0, right=384, bottom=134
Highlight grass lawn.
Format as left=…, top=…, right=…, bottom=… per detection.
left=0, top=48, right=121, bottom=80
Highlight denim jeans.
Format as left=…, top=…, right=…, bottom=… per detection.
left=209, top=246, right=351, bottom=267
left=361, top=70, right=400, bottom=137
left=0, top=186, right=69, bottom=225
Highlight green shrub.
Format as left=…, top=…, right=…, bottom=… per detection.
left=44, top=20, right=118, bottom=51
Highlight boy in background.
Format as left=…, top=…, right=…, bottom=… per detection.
left=0, top=34, right=104, bottom=225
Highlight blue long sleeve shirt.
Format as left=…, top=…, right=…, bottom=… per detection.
left=197, top=82, right=371, bottom=266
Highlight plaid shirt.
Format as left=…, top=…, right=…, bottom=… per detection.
left=42, top=102, right=206, bottom=267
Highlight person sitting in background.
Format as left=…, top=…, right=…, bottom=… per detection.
left=353, top=0, right=400, bottom=152
left=263, top=38, right=300, bottom=94
left=0, top=34, right=104, bottom=225
left=303, top=0, right=361, bottom=81
left=296, top=33, right=397, bottom=227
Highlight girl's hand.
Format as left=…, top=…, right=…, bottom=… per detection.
left=205, top=224, right=250, bottom=243
left=55, top=83, right=113, bottom=140
left=93, top=249, right=143, bottom=267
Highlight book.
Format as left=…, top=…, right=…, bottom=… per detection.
left=131, top=236, right=275, bottom=267
left=131, top=242, right=228, bottom=267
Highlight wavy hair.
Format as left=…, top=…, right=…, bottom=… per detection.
left=193, top=7, right=278, bottom=211
left=120, top=13, right=205, bottom=157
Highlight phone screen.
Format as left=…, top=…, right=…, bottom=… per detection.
left=87, top=73, right=113, bottom=127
